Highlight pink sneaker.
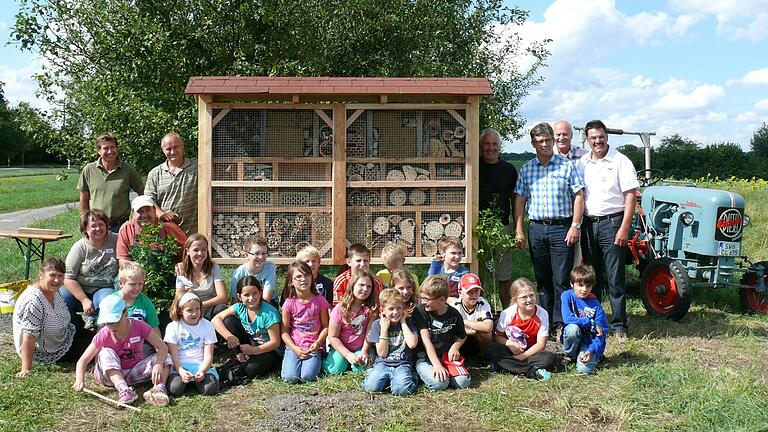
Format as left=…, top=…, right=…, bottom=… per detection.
left=143, top=387, right=170, bottom=407
left=117, top=387, right=138, bottom=405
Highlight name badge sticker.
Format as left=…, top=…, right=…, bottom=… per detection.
left=432, top=320, right=443, bottom=329
left=129, top=336, right=141, bottom=344
left=105, top=248, right=115, bottom=254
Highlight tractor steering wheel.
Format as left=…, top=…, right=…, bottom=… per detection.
left=636, top=169, right=664, bottom=187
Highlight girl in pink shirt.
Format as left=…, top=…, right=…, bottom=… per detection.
left=280, top=262, right=329, bottom=383
left=323, top=269, right=377, bottom=375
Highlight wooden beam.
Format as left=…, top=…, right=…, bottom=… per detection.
left=315, top=109, right=333, bottom=127
left=466, top=97, right=480, bottom=273
left=210, top=180, right=333, bottom=188
left=346, top=180, right=466, bottom=188
left=345, top=109, right=365, bottom=129
left=332, top=103, right=347, bottom=264
left=345, top=103, right=467, bottom=110
left=211, top=109, right=231, bottom=128
left=198, top=97, right=213, bottom=246
left=379, top=95, right=388, bottom=103
left=292, top=94, right=300, bottom=103
left=446, top=109, right=466, bottom=128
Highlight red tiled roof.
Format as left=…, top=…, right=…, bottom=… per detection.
left=185, top=77, right=493, bottom=96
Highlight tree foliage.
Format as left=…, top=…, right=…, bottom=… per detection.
left=13, top=0, right=550, bottom=173
left=751, top=122, right=768, bottom=159
left=0, top=82, right=60, bottom=166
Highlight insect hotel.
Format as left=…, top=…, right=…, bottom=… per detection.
left=185, top=77, right=491, bottom=269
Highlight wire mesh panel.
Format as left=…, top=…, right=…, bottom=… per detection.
left=213, top=108, right=334, bottom=160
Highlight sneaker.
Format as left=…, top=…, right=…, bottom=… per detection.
left=143, top=388, right=170, bottom=407
left=117, top=387, right=138, bottom=405
left=489, top=361, right=499, bottom=372
left=535, top=368, right=551, bottom=381
left=83, top=317, right=96, bottom=331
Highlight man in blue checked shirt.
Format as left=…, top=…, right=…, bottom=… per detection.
left=514, top=122, right=585, bottom=338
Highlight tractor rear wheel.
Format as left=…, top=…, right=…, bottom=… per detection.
left=640, top=258, right=692, bottom=321
left=740, top=261, right=768, bottom=314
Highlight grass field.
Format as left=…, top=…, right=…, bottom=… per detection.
left=1, top=180, right=768, bottom=431
left=0, top=169, right=80, bottom=213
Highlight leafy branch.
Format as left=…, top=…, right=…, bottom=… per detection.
left=474, top=207, right=520, bottom=311
left=129, top=223, right=179, bottom=311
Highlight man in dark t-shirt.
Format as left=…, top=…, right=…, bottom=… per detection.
left=478, top=128, right=518, bottom=308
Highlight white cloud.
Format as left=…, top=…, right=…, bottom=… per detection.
left=735, top=111, right=758, bottom=122
left=755, top=98, right=768, bottom=110
left=632, top=75, right=653, bottom=89
left=729, top=67, right=768, bottom=86
left=0, top=57, right=50, bottom=111
left=669, top=0, right=768, bottom=40
left=653, top=83, right=724, bottom=112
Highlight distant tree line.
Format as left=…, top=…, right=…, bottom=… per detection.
left=0, top=83, right=61, bottom=166
left=502, top=123, right=768, bottom=180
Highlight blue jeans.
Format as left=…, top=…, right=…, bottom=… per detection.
left=415, top=358, right=470, bottom=390
left=281, top=349, right=322, bottom=384
left=363, top=362, right=417, bottom=396
left=562, top=324, right=599, bottom=373
left=59, top=285, right=115, bottom=325
left=581, top=214, right=628, bottom=332
left=528, top=221, right=574, bottom=330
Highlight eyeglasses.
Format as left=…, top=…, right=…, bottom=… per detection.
left=419, top=296, right=440, bottom=303
left=246, top=251, right=267, bottom=257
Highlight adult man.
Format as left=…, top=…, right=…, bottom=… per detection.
left=514, top=123, right=584, bottom=335
left=78, top=134, right=144, bottom=232
left=554, top=120, right=587, bottom=161
left=145, top=132, right=199, bottom=235
left=116, top=195, right=186, bottom=267
left=478, top=128, right=518, bottom=308
left=577, top=120, right=639, bottom=341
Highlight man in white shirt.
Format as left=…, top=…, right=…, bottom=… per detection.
left=577, top=120, right=639, bottom=341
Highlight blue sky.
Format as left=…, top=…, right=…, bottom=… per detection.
left=1, top=1, right=767, bottom=153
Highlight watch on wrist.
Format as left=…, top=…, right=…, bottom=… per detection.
left=571, top=222, right=581, bottom=229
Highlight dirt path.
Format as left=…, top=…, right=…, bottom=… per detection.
left=0, top=201, right=79, bottom=231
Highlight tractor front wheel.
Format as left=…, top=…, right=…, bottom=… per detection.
left=640, top=258, right=692, bottom=321
left=740, top=261, right=768, bottom=314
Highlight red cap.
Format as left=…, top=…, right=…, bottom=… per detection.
left=459, top=272, right=483, bottom=292
left=441, top=353, right=470, bottom=377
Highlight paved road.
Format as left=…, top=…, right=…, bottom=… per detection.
left=0, top=202, right=80, bottom=232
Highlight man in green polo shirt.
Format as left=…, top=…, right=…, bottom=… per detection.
left=145, top=132, right=199, bottom=235
left=78, top=134, right=144, bottom=233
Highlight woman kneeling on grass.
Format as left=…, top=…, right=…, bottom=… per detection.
left=13, top=257, right=90, bottom=377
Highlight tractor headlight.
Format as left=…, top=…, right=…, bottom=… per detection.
left=743, top=214, right=750, bottom=227
left=681, top=211, right=695, bottom=226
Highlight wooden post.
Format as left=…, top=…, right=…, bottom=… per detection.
left=466, top=96, right=480, bottom=274
left=332, top=103, right=347, bottom=264
left=198, top=96, right=213, bottom=245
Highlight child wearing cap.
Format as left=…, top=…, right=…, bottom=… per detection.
left=448, top=273, right=493, bottom=357
left=73, top=295, right=172, bottom=406
left=560, top=265, right=608, bottom=374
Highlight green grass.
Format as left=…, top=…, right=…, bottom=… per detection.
left=2, top=181, right=768, bottom=431
left=0, top=170, right=80, bottom=213
left=0, top=166, right=74, bottom=178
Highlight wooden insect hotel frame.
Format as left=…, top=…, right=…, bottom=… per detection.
left=186, top=77, right=492, bottom=268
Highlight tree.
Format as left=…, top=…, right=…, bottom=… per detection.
left=617, top=144, right=644, bottom=172
left=13, top=0, right=549, bottom=173
left=751, top=122, right=768, bottom=160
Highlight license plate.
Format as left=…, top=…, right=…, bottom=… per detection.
left=718, top=241, right=740, bottom=256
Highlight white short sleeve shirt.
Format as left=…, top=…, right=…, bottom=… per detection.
left=578, top=147, right=640, bottom=216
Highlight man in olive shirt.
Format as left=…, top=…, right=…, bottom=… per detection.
left=478, top=128, right=518, bottom=308
left=78, top=134, right=144, bottom=233
left=145, top=132, right=199, bottom=235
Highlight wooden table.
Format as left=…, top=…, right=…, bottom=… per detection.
left=0, top=229, right=73, bottom=279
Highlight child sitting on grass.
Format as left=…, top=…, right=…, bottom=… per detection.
left=333, top=243, right=382, bottom=306
left=485, top=278, right=559, bottom=380
left=110, top=263, right=161, bottom=339
left=561, top=265, right=608, bottom=374
left=323, top=269, right=377, bottom=375
left=448, top=273, right=493, bottom=357
left=428, top=236, right=469, bottom=297
left=363, top=288, right=419, bottom=396
left=164, top=291, right=220, bottom=397
left=73, top=295, right=172, bottom=406
left=296, top=245, right=334, bottom=306
left=281, top=262, right=329, bottom=384
left=413, top=276, right=470, bottom=390
left=212, top=276, right=282, bottom=379
left=376, top=242, right=419, bottom=289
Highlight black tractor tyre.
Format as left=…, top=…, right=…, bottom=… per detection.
left=640, top=258, right=692, bottom=321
